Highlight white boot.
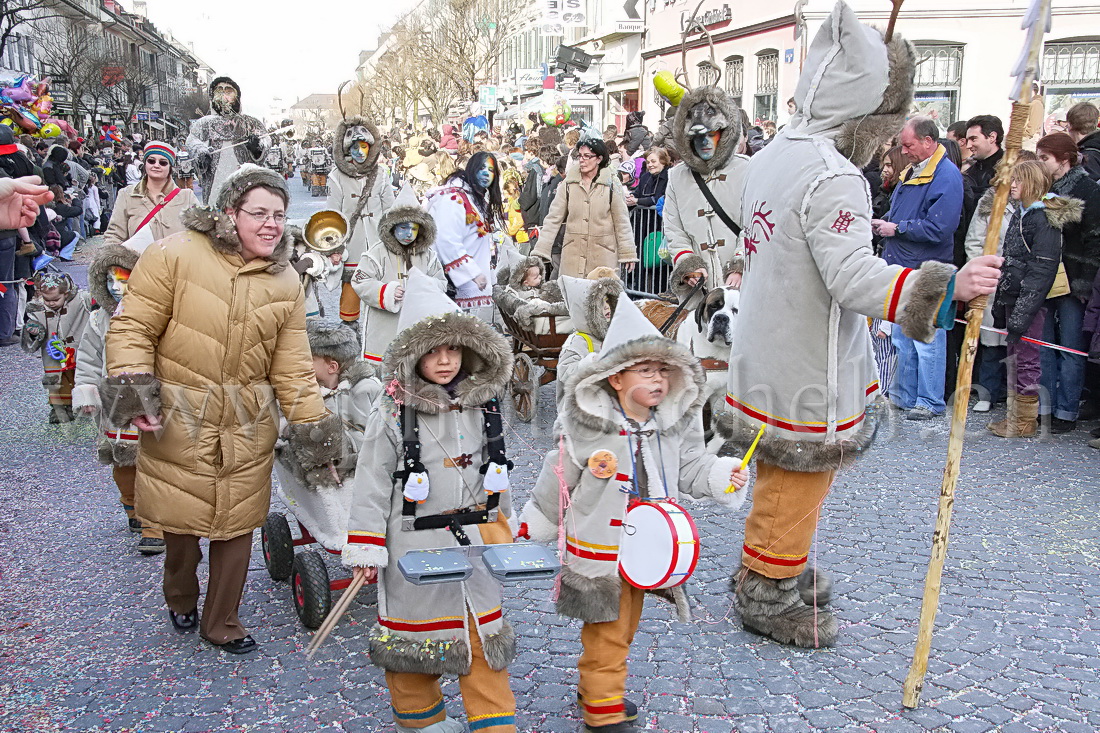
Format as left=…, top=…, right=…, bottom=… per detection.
left=396, top=717, right=466, bottom=733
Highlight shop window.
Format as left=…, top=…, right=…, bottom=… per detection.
left=912, top=43, right=963, bottom=124
left=754, top=50, right=778, bottom=123
left=1043, top=40, right=1100, bottom=114
left=697, top=60, right=719, bottom=87
left=725, top=55, right=743, bottom=108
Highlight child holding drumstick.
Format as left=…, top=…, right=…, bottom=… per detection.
left=519, top=293, right=751, bottom=733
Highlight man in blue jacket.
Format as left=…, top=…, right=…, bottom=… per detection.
left=872, top=116, right=964, bottom=419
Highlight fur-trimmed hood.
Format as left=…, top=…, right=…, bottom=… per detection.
left=333, top=115, right=381, bottom=179
left=977, top=189, right=1084, bottom=230
left=561, top=275, right=623, bottom=342
left=563, top=294, right=704, bottom=435
left=673, top=86, right=742, bottom=174
left=87, top=242, right=139, bottom=311
left=790, top=1, right=915, bottom=168
left=507, top=255, right=545, bottom=289
left=377, top=203, right=436, bottom=258
left=180, top=164, right=293, bottom=273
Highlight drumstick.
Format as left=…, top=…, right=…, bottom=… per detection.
left=727, top=423, right=765, bottom=493
left=305, top=574, right=366, bottom=658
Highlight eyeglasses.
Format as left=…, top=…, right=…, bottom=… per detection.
left=145, top=157, right=170, bottom=167
left=577, top=153, right=599, bottom=160
left=237, top=208, right=287, bottom=224
left=622, top=366, right=674, bottom=378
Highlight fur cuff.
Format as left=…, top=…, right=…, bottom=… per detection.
left=286, top=413, right=345, bottom=470
left=71, top=384, right=101, bottom=411
left=898, top=260, right=956, bottom=343
left=648, top=586, right=693, bottom=623
left=707, top=456, right=747, bottom=511
left=482, top=621, right=517, bottom=671
left=98, top=438, right=139, bottom=467
left=556, top=568, right=622, bottom=623
left=368, top=624, right=470, bottom=676
left=341, top=542, right=388, bottom=569
left=520, top=501, right=559, bottom=543
left=381, top=282, right=401, bottom=312
left=100, top=374, right=161, bottom=426
left=670, top=253, right=707, bottom=302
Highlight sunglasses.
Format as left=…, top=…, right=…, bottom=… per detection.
left=145, top=157, right=171, bottom=167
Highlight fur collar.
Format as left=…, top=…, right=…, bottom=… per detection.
left=976, top=187, right=999, bottom=219
left=564, top=164, right=616, bottom=187
left=673, top=86, right=742, bottom=174
left=342, top=360, right=378, bottom=387
left=384, top=311, right=513, bottom=414
left=834, top=34, right=915, bottom=168
left=333, top=115, right=382, bottom=179
left=87, top=242, right=139, bottom=311
left=1051, top=165, right=1091, bottom=197
left=180, top=206, right=293, bottom=274
left=378, top=204, right=436, bottom=258
left=563, top=335, right=703, bottom=435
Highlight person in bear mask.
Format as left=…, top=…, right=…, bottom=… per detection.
left=186, top=77, right=269, bottom=206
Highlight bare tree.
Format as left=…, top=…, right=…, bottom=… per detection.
left=432, top=0, right=523, bottom=100
left=35, top=18, right=107, bottom=122
left=1, top=0, right=62, bottom=59
left=104, top=52, right=159, bottom=125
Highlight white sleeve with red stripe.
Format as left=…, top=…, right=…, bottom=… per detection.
left=801, top=172, right=955, bottom=334
left=342, top=406, right=399, bottom=568
left=429, top=194, right=483, bottom=288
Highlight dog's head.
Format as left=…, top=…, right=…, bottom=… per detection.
left=695, top=286, right=739, bottom=346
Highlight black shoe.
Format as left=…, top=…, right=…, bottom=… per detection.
left=577, top=694, right=638, bottom=722
left=1079, top=401, right=1100, bottom=421
left=1050, top=417, right=1077, bottom=434
left=137, top=537, right=166, bottom=555
left=169, top=608, right=198, bottom=633
left=0, top=336, right=19, bottom=347
left=212, top=635, right=258, bottom=654
left=1090, top=426, right=1100, bottom=439
left=584, top=722, right=647, bottom=733
left=128, top=517, right=143, bottom=533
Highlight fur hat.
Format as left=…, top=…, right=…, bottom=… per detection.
left=384, top=269, right=512, bottom=414
left=212, top=163, right=288, bottom=211
left=673, top=86, right=743, bottom=174
left=508, top=255, right=545, bottom=289
left=88, top=242, right=139, bottom=311
left=307, top=319, right=359, bottom=369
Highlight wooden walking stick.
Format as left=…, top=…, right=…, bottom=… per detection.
left=902, top=0, right=1052, bottom=708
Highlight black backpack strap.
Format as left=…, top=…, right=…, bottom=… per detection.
left=479, top=398, right=512, bottom=516
left=691, top=169, right=742, bottom=236
left=392, top=405, right=426, bottom=530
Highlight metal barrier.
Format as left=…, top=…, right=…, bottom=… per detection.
left=622, top=206, right=672, bottom=296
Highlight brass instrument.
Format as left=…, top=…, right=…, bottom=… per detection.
left=303, top=210, right=349, bottom=254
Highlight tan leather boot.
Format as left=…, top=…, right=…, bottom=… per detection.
left=989, top=392, right=1039, bottom=437
left=987, top=390, right=1016, bottom=437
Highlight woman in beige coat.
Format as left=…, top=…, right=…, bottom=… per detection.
left=103, top=141, right=198, bottom=248
left=103, top=165, right=342, bottom=654
left=533, top=137, right=636, bottom=279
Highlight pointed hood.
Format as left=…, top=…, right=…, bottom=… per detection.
left=560, top=275, right=623, bottom=341
left=333, top=114, right=381, bottom=178
left=88, top=242, right=139, bottom=311
left=790, top=1, right=915, bottom=167
left=673, top=86, right=742, bottom=174
left=384, top=269, right=513, bottom=414
left=378, top=187, right=436, bottom=258
left=564, top=292, right=704, bottom=433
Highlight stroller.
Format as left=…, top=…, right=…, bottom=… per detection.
left=262, top=457, right=364, bottom=629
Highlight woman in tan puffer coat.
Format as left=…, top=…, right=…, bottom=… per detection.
left=103, top=165, right=343, bottom=654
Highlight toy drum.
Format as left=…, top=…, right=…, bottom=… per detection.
left=618, top=499, right=700, bottom=590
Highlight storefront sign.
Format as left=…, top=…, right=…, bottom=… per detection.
left=682, top=3, right=731, bottom=32
left=542, top=0, right=587, bottom=28
left=478, top=85, right=498, bottom=109
left=515, top=68, right=544, bottom=88
left=615, top=20, right=644, bottom=33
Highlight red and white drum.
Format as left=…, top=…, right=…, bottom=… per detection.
left=618, top=499, right=700, bottom=589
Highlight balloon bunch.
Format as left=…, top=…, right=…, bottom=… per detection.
left=0, top=76, right=77, bottom=139
left=538, top=92, right=572, bottom=127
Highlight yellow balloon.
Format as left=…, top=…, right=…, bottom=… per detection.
left=654, top=71, right=687, bottom=107
left=36, top=122, right=61, bottom=139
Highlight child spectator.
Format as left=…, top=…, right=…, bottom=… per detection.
left=342, top=270, right=517, bottom=733
left=21, top=270, right=93, bottom=422
left=520, top=293, right=749, bottom=733
left=494, top=256, right=570, bottom=335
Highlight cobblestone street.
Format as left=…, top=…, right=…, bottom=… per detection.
left=2, top=190, right=1099, bottom=733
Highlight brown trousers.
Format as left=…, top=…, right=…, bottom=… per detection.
left=47, top=369, right=75, bottom=406
left=578, top=580, right=645, bottom=727
left=339, top=281, right=360, bottom=322
left=112, top=465, right=162, bottom=540
left=741, top=462, right=836, bottom=579
left=162, top=531, right=253, bottom=644
left=386, top=614, right=516, bottom=732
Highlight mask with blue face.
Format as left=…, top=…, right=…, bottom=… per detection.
left=393, top=222, right=420, bottom=245
left=474, top=157, right=496, bottom=189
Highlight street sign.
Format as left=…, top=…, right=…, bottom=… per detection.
left=542, top=0, right=587, bottom=28
left=478, top=85, right=498, bottom=109
left=615, top=20, right=644, bottom=33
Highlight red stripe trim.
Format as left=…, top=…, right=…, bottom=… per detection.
left=363, top=353, right=383, bottom=362
left=725, top=395, right=866, bottom=434
left=378, top=284, right=387, bottom=309
left=613, top=472, right=629, bottom=482
left=743, top=543, right=807, bottom=567
left=347, top=534, right=385, bottom=546
left=566, top=544, right=618, bottom=562
left=104, top=431, right=140, bottom=441
left=885, top=267, right=913, bottom=322
left=672, top=249, right=690, bottom=264
left=609, top=518, right=623, bottom=527
left=584, top=702, right=626, bottom=714
left=380, top=616, right=465, bottom=632
left=477, top=608, right=502, bottom=625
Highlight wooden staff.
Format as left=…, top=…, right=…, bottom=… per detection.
left=902, top=0, right=1051, bottom=708
left=305, top=573, right=367, bottom=659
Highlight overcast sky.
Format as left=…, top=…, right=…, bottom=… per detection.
left=138, top=0, right=418, bottom=117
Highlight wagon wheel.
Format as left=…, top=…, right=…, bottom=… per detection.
left=510, top=353, right=542, bottom=423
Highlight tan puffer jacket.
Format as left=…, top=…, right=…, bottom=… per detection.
left=104, top=222, right=334, bottom=540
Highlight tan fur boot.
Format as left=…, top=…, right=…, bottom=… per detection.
left=989, top=392, right=1039, bottom=438
left=988, top=390, right=1017, bottom=437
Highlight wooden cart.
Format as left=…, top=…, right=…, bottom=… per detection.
left=497, top=306, right=568, bottom=423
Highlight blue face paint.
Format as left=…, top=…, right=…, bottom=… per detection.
left=475, top=158, right=496, bottom=189
left=692, top=131, right=721, bottom=161
left=393, top=222, right=420, bottom=245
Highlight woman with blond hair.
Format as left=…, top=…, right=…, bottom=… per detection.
left=989, top=159, right=1081, bottom=437
left=103, top=142, right=198, bottom=248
